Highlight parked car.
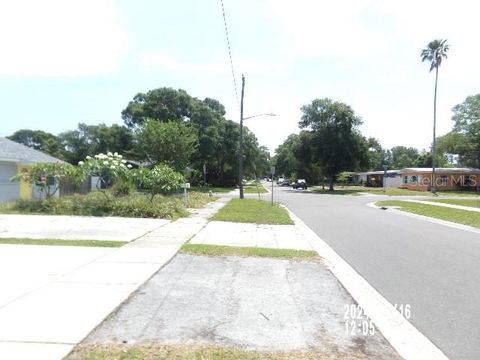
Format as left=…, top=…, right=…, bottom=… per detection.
left=280, top=179, right=290, bottom=186
left=292, top=179, right=307, bottom=189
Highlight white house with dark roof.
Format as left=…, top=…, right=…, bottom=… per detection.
left=0, top=137, right=61, bottom=202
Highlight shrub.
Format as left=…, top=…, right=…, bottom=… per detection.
left=12, top=162, right=84, bottom=199
left=2, top=191, right=213, bottom=219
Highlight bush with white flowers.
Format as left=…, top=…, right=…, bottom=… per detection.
left=79, top=152, right=133, bottom=194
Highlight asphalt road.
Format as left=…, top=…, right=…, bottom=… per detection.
left=266, top=185, right=480, bottom=360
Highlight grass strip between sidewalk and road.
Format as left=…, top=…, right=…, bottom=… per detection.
left=211, top=198, right=293, bottom=225
left=376, top=200, right=480, bottom=228
left=243, top=185, right=268, bottom=194
left=427, top=198, right=480, bottom=208
left=0, top=238, right=127, bottom=247
left=68, top=343, right=366, bottom=360
left=181, top=244, right=319, bottom=260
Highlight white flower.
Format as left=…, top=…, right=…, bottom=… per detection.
left=121, top=159, right=126, bottom=163
left=110, top=165, right=116, bottom=169
left=86, top=156, right=91, bottom=160
left=107, top=151, right=113, bottom=157
left=127, top=164, right=132, bottom=169
left=103, top=161, right=109, bottom=165
left=78, top=161, right=84, bottom=165
left=114, top=152, right=118, bottom=156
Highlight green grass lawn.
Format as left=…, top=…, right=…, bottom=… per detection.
left=243, top=184, right=268, bottom=194
left=67, top=344, right=345, bottom=360
left=211, top=199, right=293, bottom=225
left=427, top=199, right=480, bottom=208
left=313, top=186, right=480, bottom=197
left=190, top=186, right=235, bottom=193
left=181, top=244, right=319, bottom=260
left=0, top=238, right=126, bottom=247
left=376, top=200, right=480, bottom=228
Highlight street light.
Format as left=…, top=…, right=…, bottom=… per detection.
left=238, top=75, right=276, bottom=199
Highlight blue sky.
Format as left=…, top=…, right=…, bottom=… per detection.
left=0, top=0, right=479, bottom=155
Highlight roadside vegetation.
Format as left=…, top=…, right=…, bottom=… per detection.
left=312, top=186, right=480, bottom=197
left=0, top=238, right=125, bottom=247
left=243, top=183, right=268, bottom=194
left=428, top=199, right=480, bottom=208
left=376, top=200, right=480, bottom=228
left=181, top=244, right=318, bottom=260
left=4, top=154, right=214, bottom=219
left=191, top=186, right=235, bottom=193
left=67, top=344, right=365, bottom=360
left=0, top=191, right=212, bottom=219
left=212, top=199, right=293, bottom=225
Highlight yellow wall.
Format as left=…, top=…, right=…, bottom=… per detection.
left=17, top=164, right=32, bottom=200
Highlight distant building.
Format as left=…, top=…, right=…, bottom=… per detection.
left=354, top=170, right=402, bottom=188
left=0, top=138, right=62, bottom=202
left=400, top=168, right=480, bottom=192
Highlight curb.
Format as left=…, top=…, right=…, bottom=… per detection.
left=283, top=206, right=449, bottom=360
left=367, top=201, right=480, bottom=235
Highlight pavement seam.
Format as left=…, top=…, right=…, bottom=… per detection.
left=366, top=201, right=480, bottom=234
left=283, top=205, right=449, bottom=360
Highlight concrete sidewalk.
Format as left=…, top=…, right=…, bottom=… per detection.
left=0, top=199, right=228, bottom=360
left=0, top=214, right=170, bottom=241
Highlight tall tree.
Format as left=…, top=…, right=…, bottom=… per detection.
left=122, top=87, right=268, bottom=186
left=437, top=94, right=480, bottom=167
left=299, top=98, right=367, bottom=190
left=421, top=39, right=449, bottom=193
left=59, top=123, right=133, bottom=164
left=7, top=129, right=63, bottom=159
left=134, top=120, right=198, bottom=171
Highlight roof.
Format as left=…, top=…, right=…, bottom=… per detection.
left=356, top=170, right=401, bottom=176
left=0, top=138, right=61, bottom=164
left=401, top=167, right=480, bottom=174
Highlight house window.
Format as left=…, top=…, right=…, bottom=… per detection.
left=403, top=176, right=408, bottom=184
left=410, top=175, right=418, bottom=183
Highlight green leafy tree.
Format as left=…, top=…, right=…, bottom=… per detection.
left=122, top=88, right=192, bottom=127
left=299, top=98, right=368, bottom=190
left=421, top=39, right=450, bottom=192
left=133, top=164, right=185, bottom=202
left=387, top=146, right=420, bottom=169
left=7, top=129, right=63, bottom=159
left=441, top=94, right=480, bottom=167
left=365, top=137, right=385, bottom=171
left=134, top=120, right=198, bottom=171
left=59, top=123, right=133, bottom=165
left=122, top=87, right=267, bottom=187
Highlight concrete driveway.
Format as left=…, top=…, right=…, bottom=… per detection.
left=0, top=214, right=170, bottom=241
left=80, top=254, right=401, bottom=359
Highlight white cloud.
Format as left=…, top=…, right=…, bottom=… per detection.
left=266, top=0, right=390, bottom=59
left=0, top=0, right=128, bottom=77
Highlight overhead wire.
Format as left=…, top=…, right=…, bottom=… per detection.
left=219, top=0, right=239, bottom=105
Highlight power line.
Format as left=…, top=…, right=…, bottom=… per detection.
left=219, top=0, right=239, bottom=104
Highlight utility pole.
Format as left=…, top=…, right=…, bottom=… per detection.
left=239, top=74, right=245, bottom=199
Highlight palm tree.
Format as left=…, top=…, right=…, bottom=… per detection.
left=421, top=39, right=449, bottom=194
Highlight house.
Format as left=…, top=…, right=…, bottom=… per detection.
left=0, top=137, right=61, bottom=202
left=354, top=170, right=402, bottom=188
left=400, top=168, right=480, bottom=191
